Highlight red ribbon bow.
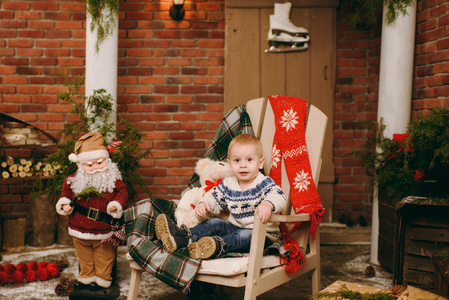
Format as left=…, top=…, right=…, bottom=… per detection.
left=202, top=178, right=223, bottom=196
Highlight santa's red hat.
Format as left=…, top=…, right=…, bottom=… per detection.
left=68, top=132, right=109, bottom=163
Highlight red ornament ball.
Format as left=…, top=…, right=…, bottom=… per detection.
left=47, top=267, right=59, bottom=278
left=4, top=264, right=16, bottom=275
left=25, top=269, right=37, bottom=283
left=11, top=271, right=24, bottom=284
left=37, top=268, right=50, bottom=281
left=0, top=271, right=10, bottom=285
left=16, top=262, right=28, bottom=273
left=28, top=262, right=38, bottom=271
left=38, top=262, right=48, bottom=270
left=46, top=262, right=58, bottom=270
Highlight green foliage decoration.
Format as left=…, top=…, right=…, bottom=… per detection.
left=86, top=0, right=119, bottom=52
left=33, top=68, right=151, bottom=203
left=345, top=0, right=415, bottom=28
left=353, top=105, right=449, bottom=203
left=312, top=284, right=397, bottom=300
left=75, top=186, right=103, bottom=201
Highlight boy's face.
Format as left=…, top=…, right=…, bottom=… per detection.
left=228, top=144, right=265, bottom=185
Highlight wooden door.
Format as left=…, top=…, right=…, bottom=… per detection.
left=225, top=0, right=337, bottom=223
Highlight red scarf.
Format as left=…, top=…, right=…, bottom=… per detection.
left=269, top=95, right=326, bottom=274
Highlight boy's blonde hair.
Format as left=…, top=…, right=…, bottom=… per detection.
left=228, top=134, right=263, bottom=158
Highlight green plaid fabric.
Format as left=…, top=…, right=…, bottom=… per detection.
left=187, top=104, right=255, bottom=189
left=124, top=198, right=201, bottom=294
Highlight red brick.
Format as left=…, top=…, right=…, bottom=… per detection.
left=4, top=95, right=31, bottom=103
left=0, top=11, right=14, bottom=19
left=1, top=20, right=27, bottom=28
left=55, top=21, right=83, bottom=29
left=16, top=11, right=42, bottom=20
left=17, top=48, right=43, bottom=57
left=17, top=86, right=42, bottom=94
left=8, top=39, right=34, bottom=48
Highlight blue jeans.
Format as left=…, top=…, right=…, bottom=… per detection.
left=189, top=218, right=272, bottom=254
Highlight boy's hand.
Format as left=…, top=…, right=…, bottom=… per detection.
left=109, top=206, right=117, bottom=213
left=256, top=201, right=274, bottom=224
left=62, top=204, right=73, bottom=214
left=195, top=202, right=210, bottom=218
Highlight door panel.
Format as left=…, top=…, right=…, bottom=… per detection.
left=225, top=1, right=337, bottom=222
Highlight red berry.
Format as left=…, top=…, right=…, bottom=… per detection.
left=0, top=272, right=10, bottom=285
left=37, top=268, right=50, bottom=281
left=25, top=270, right=37, bottom=283
left=46, top=262, right=58, bottom=270
left=47, top=267, right=59, bottom=278
left=11, top=271, right=24, bottom=284
left=4, top=264, right=16, bottom=275
left=37, top=262, right=48, bottom=269
left=16, top=262, right=27, bottom=273
left=28, top=262, right=38, bottom=271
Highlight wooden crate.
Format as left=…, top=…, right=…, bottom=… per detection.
left=433, top=253, right=449, bottom=298
left=378, top=200, right=396, bottom=272
left=393, top=201, right=449, bottom=292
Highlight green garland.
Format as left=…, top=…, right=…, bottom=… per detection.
left=312, top=284, right=397, bottom=300
left=75, top=187, right=103, bottom=201
left=32, top=68, right=151, bottom=203
left=345, top=0, right=415, bottom=28
left=353, top=105, right=449, bottom=203
left=86, top=0, right=119, bottom=52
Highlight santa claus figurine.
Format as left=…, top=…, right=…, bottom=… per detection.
left=56, top=131, right=127, bottom=291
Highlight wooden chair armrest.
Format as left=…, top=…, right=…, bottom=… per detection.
left=268, top=213, right=311, bottom=223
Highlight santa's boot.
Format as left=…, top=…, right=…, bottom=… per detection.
left=268, top=2, right=309, bottom=44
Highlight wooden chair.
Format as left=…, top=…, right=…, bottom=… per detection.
left=127, top=97, right=328, bottom=300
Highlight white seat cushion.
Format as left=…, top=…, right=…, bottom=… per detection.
left=197, top=255, right=282, bottom=276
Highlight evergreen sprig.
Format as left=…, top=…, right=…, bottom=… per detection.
left=312, top=284, right=397, bottom=300
left=353, top=106, right=449, bottom=203
left=33, top=68, right=151, bottom=203
left=86, top=0, right=119, bottom=52
left=345, top=0, right=414, bottom=28
left=76, top=187, right=104, bottom=201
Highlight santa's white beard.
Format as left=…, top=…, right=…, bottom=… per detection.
left=67, top=159, right=123, bottom=194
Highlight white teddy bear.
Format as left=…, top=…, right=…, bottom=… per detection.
left=175, top=158, right=233, bottom=228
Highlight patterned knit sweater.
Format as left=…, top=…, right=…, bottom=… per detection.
left=200, top=173, right=286, bottom=238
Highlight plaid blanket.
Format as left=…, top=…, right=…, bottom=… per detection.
left=124, top=198, right=201, bottom=294
left=186, top=104, right=255, bottom=190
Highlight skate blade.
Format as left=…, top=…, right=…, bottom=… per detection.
left=272, top=28, right=308, bottom=38
left=268, top=34, right=310, bottom=44
left=264, top=42, right=308, bottom=53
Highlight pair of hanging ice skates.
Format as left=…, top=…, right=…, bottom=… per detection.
left=265, top=2, right=309, bottom=53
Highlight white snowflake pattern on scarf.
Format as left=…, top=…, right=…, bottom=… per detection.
left=271, top=144, right=281, bottom=169
left=280, top=108, right=299, bottom=132
left=293, top=170, right=311, bottom=192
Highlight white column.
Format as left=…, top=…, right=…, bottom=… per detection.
left=85, top=8, right=118, bottom=138
left=371, top=1, right=417, bottom=265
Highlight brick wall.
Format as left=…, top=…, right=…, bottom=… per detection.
left=1, top=0, right=449, bottom=225
left=333, top=3, right=382, bottom=222
left=0, top=0, right=225, bottom=206
left=332, top=0, right=449, bottom=222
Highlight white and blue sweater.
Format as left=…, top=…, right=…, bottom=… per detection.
left=200, top=172, right=286, bottom=239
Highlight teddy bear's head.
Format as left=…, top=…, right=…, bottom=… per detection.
left=195, top=158, right=233, bottom=186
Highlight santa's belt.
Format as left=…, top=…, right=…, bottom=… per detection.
left=73, top=203, right=123, bottom=226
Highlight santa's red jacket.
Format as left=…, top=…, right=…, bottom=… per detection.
left=56, top=174, right=128, bottom=240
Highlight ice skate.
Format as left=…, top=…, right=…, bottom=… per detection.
left=265, top=2, right=309, bottom=53
left=265, top=40, right=308, bottom=53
